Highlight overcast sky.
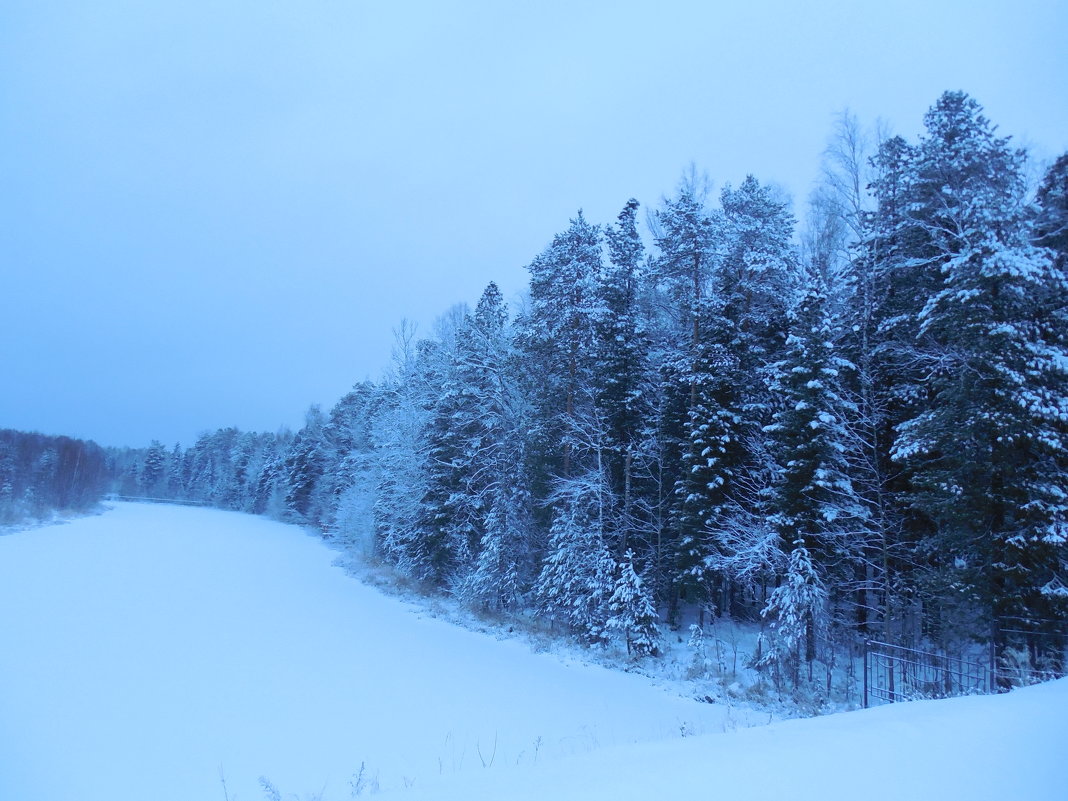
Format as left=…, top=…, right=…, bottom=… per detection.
left=2, top=0, right=1066, bottom=448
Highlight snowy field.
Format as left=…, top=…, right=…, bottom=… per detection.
left=1, top=503, right=1064, bottom=801
left=0, top=503, right=749, bottom=801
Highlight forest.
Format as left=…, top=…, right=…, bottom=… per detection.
left=0, top=429, right=110, bottom=525
left=12, top=91, right=1068, bottom=692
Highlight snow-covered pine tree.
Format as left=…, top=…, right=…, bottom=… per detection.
left=684, top=176, right=799, bottom=619
left=184, top=430, right=222, bottom=504
left=650, top=178, right=722, bottom=619
left=461, top=485, right=530, bottom=611
left=597, top=199, right=653, bottom=554
left=522, top=211, right=604, bottom=483
left=418, top=283, right=534, bottom=595
left=166, top=442, right=185, bottom=499
left=673, top=338, right=749, bottom=615
left=372, top=325, right=437, bottom=579
left=717, top=175, right=797, bottom=382
left=765, top=278, right=863, bottom=586
left=760, top=539, right=827, bottom=688
left=522, top=214, right=625, bottom=634
left=139, top=440, right=167, bottom=496
left=221, top=432, right=255, bottom=511
left=1032, top=154, right=1068, bottom=376
left=283, top=407, right=328, bottom=524
left=535, top=469, right=617, bottom=644
left=248, top=433, right=287, bottom=516
left=328, top=382, right=383, bottom=554
left=454, top=285, right=535, bottom=609
left=414, top=350, right=474, bottom=586
left=1033, top=154, right=1068, bottom=270
left=843, top=131, right=937, bottom=640
left=607, top=548, right=661, bottom=657
left=762, top=275, right=868, bottom=669
left=888, top=93, right=1068, bottom=650
left=652, top=179, right=719, bottom=360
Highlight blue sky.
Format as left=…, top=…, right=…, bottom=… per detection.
left=2, top=0, right=1066, bottom=447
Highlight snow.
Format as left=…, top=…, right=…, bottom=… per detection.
left=1, top=502, right=1064, bottom=801
left=386, top=678, right=1068, bottom=801
left=0, top=503, right=745, bottom=801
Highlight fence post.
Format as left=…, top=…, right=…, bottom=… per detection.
left=888, top=655, right=896, bottom=702
left=863, top=640, right=869, bottom=709
left=990, top=638, right=997, bottom=693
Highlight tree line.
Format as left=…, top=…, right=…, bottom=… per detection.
left=113, top=92, right=1068, bottom=689
left=0, top=429, right=110, bottom=524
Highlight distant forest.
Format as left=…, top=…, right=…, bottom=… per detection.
left=0, top=429, right=109, bottom=524
left=11, top=92, right=1068, bottom=691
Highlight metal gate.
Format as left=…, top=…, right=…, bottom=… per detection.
left=863, top=641, right=991, bottom=708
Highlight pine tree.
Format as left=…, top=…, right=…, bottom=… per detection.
left=652, top=180, right=719, bottom=358
left=888, top=93, right=1068, bottom=648
left=139, top=440, right=167, bottom=496
left=760, top=539, right=827, bottom=687
left=283, top=407, right=327, bottom=523
left=248, top=435, right=285, bottom=516
left=418, top=283, right=532, bottom=592
left=765, top=279, right=863, bottom=584
left=461, top=485, right=530, bottom=611
left=373, top=329, right=440, bottom=580
left=456, top=286, right=534, bottom=608
left=221, top=433, right=255, bottom=511
left=844, top=131, right=935, bottom=640
left=166, top=443, right=185, bottom=499
left=522, top=214, right=626, bottom=633
left=523, top=211, right=604, bottom=481
left=679, top=176, right=799, bottom=618
left=673, top=339, right=749, bottom=612
left=1033, top=154, right=1068, bottom=271
left=329, top=383, right=383, bottom=552
left=607, top=549, right=661, bottom=657
left=717, top=175, right=797, bottom=380
left=597, top=199, right=653, bottom=553
left=650, top=179, right=722, bottom=619
left=535, top=469, right=616, bottom=644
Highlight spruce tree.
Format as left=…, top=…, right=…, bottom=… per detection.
left=597, top=199, right=652, bottom=553
left=139, top=440, right=167, bottom=496
left=607, top=548, right=662, bottom=657
left=650, top=181, right=721, bottom=618
left=283, top=407, right=327, bottom=523
left=760, top=539, right=827, bottom=687
left=765, top=280, right=863, bottom=585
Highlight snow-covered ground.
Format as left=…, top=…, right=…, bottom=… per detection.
left=1, top=503, right=1064, bottom=801
left=385, top=673, right=1068, bottom=801
left=0, top=503, right=752, bottom=801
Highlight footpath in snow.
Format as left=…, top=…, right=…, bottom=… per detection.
left=0, top=503, right=747, bottom=801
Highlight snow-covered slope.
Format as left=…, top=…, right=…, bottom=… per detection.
left=0, top=503, right=747, bottom=801
left=387, top=674, right=1068, bottom=801
left=1, top=503, right=1063, bottom=801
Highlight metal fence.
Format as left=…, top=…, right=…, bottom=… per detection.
left=994, top=616, right=1068, bottom=688
left=111, top=495, right=208, bottom=507
left=863, top=641, right=990, bottom=707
